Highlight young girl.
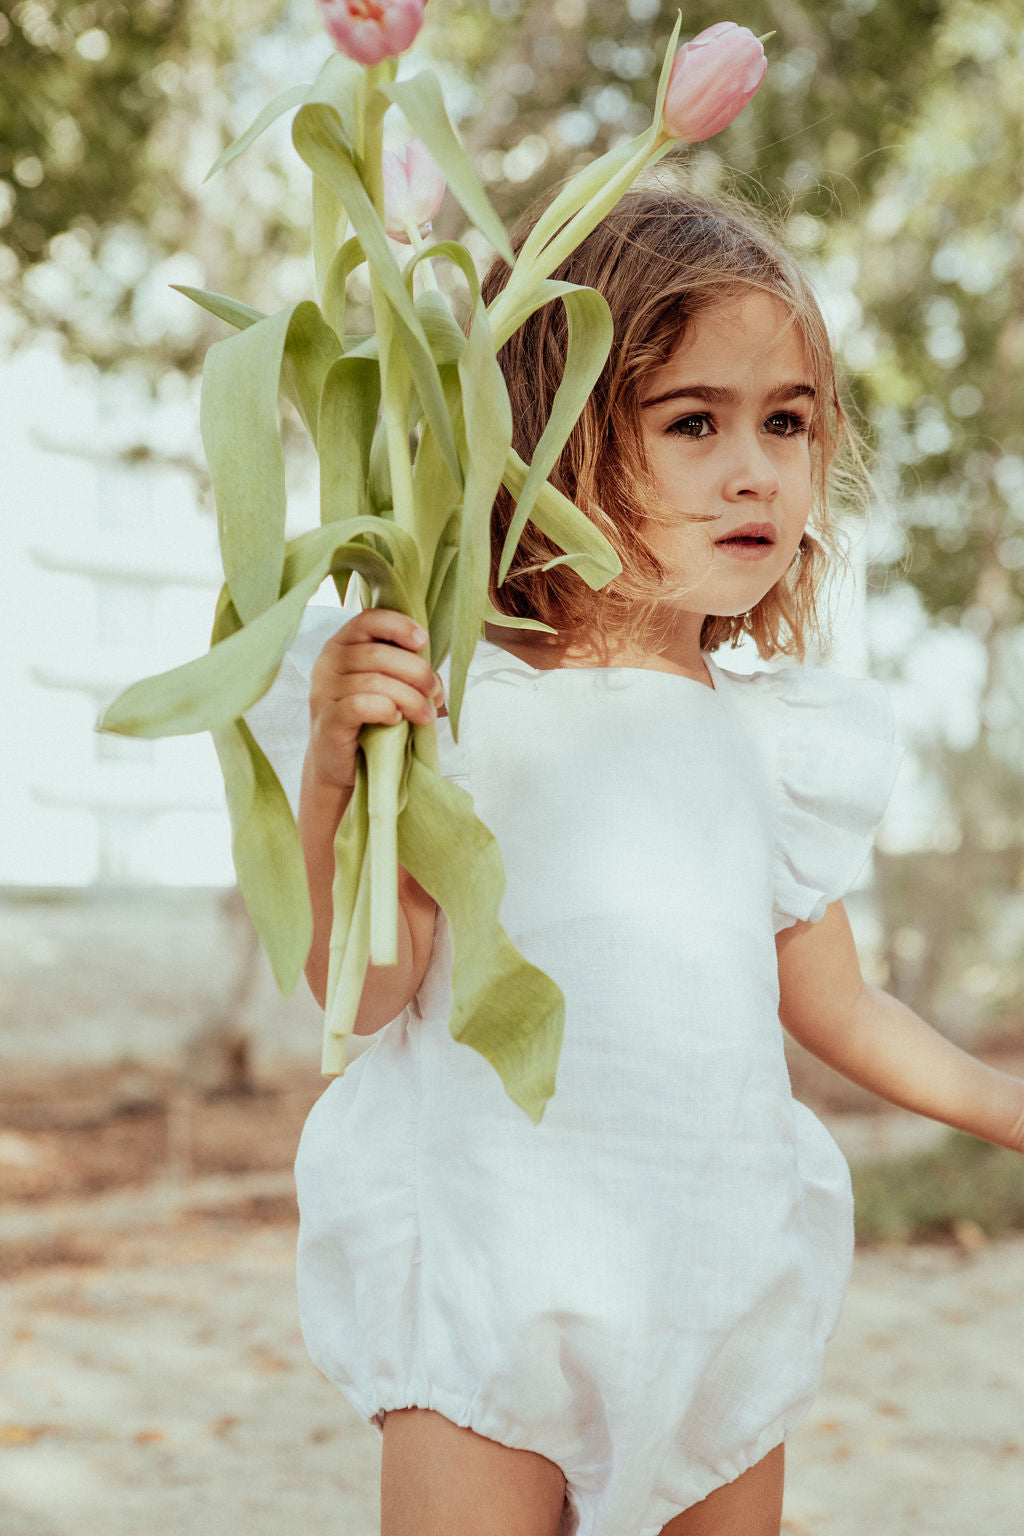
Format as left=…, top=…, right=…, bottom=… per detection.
left=244, top=184, right=1024, bottom=1536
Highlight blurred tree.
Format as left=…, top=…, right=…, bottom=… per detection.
left=0, top=0, right=318, bottom=372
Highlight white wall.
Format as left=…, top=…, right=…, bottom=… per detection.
left=2, top=341, right=319, bottom=886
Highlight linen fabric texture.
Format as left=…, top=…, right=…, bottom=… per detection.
left=243, top=604, right=905, bottom=1536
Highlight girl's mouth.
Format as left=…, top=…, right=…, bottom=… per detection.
left=714, top=535, right=776, bottom=561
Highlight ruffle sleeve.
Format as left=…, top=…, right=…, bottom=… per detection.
left=241, top=603, right=469, bottom=818
left=754, top=665, right=905, bottom=934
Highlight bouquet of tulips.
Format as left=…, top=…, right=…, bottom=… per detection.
left=98, top=3, right=768, bottom=1124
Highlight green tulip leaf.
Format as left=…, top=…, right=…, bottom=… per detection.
left=212, top=715, right=313, bottom=994
left=410, top=361, right=463, bottom=571
left=322, top=754, right=373, bottom=1055
left=447, top=271, right=512, bottom=740
left=496, top=283, right=613, bottom=584
left=319, top=355, right=381, bottom=525
left=322, top=235, right=366, bottom=338
left=97, top=519, right=422, bottom=740
left=483, top=602, right=558, bottom=634
left=292, top=101, right=461, bottom=484
left=396, top=752, right=564, bottom=1125
left=652, top=10, right=685, bottom=131
left=313, top=175, right=348, bottom=298
left=413, top=287, right=467, bottom=365
left=504, top=135, right=643, bottom=299
left=304, top=49, right=363, bottom=152
left=280, top=300, right=344, bottom=446
left=378, top=71, right=513, bottom=264
left=501, top=447, right=622, bottom=590
left=204, top=82, right=312, bottom=183
left=200, top=301, right=342, bottom=624
left=171, top=285, right=267, bottom=333
left=425, top=536, right=459, bottom=665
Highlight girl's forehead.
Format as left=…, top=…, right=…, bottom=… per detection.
left=655, top=294, right=814, bottom=383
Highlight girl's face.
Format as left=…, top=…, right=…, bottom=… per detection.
left=638, top=292, right=815, bottom=621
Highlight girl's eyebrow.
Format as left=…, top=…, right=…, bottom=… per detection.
left=640, top=382, right=817, bottom=410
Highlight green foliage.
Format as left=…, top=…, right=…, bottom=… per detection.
left=852, top=1130, right=1024, bottom=1243
left=0, top=0, right=311, bottom=367
left=0, top=0, right=180, bottom=266
left=95, top=31, right=669, bottom=1117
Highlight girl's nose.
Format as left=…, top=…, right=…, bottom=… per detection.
left=722, top=436, right=781, bottom=501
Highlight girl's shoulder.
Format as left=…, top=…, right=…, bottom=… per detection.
left=708, top=656, right=906, bottom=933
left=709, top=653, right=899, bottom=746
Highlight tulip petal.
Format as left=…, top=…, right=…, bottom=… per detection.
left=662, top=22, right=767, bottom=143
left=403, top=137, right=447, bottom=228
left=318, top=0, right=425, bottom=67
left=379, top=72, right=514, bottom=263
left=381, top=147, right=413, bottom=240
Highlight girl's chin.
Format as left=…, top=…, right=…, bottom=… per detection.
left=705, top=583, right=782, bottom=619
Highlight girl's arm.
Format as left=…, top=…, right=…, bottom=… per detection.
left=776, top=900, right=1024, bottom=1153
left=297, top=753, right=437, bottom=1028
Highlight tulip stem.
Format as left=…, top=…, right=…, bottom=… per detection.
left=405, top=223, right=440, bottom=292
left=490, top=135, right=661, bottom=347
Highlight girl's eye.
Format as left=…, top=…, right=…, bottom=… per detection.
left=667, top=413, right=714, bottom=439
left=764, top=411, right=808, bottom=437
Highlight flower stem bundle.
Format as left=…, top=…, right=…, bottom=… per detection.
left=97, top=8, right=768, bottom=1125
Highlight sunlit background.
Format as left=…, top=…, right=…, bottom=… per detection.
left=3, top=0, right=1023, bottom=1053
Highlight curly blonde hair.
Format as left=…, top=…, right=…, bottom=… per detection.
left=480, top=175, right=866, bottom=662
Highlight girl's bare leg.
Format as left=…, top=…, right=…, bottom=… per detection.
left=657, top=1442, right=785, bottom=1536
left=380, top=1407, right=568, bottom=1536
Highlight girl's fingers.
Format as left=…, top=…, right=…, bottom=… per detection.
left=341, top=675, right=439, bottom=725
left=342, top=642, right=440, bottom=700
left=317, top=610, right=440, bottom=704
left=331, top=607, right=426, bottom=655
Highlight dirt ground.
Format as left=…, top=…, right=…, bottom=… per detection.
left=1, top=1063, right=1022, bottom=1536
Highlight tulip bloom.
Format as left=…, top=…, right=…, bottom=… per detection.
left=662, top=22, right=767, bottom=143
left=318, top=0, right=426, bottom=67
left=381, top=137, right=446, bottom=243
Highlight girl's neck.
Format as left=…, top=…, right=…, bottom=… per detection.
left=482, top=616, right=714, bottom=687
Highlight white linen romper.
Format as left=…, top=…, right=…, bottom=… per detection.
left=244, top=605, right=905, bottom=1536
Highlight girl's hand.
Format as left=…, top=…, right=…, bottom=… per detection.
left=306, top=608, right=445, bottom=793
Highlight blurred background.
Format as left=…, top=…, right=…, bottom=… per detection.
left=1, top=3, right=1024, bottom=1530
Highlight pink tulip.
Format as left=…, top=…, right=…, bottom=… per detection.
left=381, top=138, right=446, bottom=242
left=662, top=22, right=767, bottom=143
left=318, top=0, right=426, bottom=67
